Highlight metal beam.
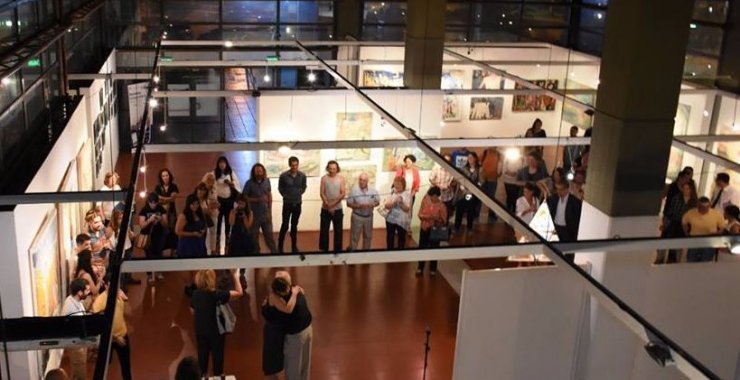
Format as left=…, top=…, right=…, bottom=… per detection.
left=672, top=139, right=740, bottom=172
left=67, top=73, right=152, bottom=80
left=0, top=191, right=127, bottom=206
left=673, top=134, right=740, bottom=143
left=150, top=88, right=596, bottom=97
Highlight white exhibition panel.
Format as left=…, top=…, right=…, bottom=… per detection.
left=453, top=266, right=588, bottom=380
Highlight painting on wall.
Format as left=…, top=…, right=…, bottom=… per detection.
left=666, top=104, right=691, bottom=179
left=382, top=147, right=436, bottom=172
left=336, top=112, right=373, bottom=161
left=29, top=209, right=62, bottom=317
left=472, top=70, right=505, bottom=90
left=442, top=96, right=461, bottom=122
left=57, top=161, right=79, bottom=288
left=75, top=139, right=94, bottom=225
left=562, top=95, right=594, bottom=129
left=512, top=79, right=558, bottom=112
left=441, top=70, right=465, bottom=90
left=469, top=97, right=504, bottom=120
left=263, top=149, right=321, bottom=178
left=362, top=70, right=404, bottom=87
left=342, top=164, right=379, bottom=192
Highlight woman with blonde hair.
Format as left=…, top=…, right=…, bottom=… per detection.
left=100, top=171, right=121, bottom=219
left=191, top=269, right=243, bottom=378
left=383, top=176, right=412, bottom=249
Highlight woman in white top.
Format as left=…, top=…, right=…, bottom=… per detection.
left=516, top=182, right=540, bottom=225
left=100, top=171, right=122, bottom=219
left=202, top=173, right=220, bottom=254
left=211, top=156, right=241, bottom=251
left=383, top=177, right=412, bottom=249
left=195, top=181, right=218, bottom=255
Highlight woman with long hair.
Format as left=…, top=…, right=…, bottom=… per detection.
left=516, top=182, right=541, bottom=225
left=156, top=168, right=180, bottom=256
left=228, top=193, right=255, bottom=281
left=383, top=177, right=412, bottom=249
left=191, top=269, right=243, bottom=378
left=138, top=192, right=168, bottom=283
left=211, top=156, right=241, bottom=251
left=76, top=250, right=103, bottom=299
left=661, top=180, right=698, bottom=263
left=176, top=193, right=208, bottom=259
left=195, top=181, right=218, bottom=255
left=455, top=152, right=482, bottom=233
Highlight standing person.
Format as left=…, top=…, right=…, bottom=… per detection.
left=85, top=209, right=111, bottom=260
left=61, top=279, right=90, bottom=380
left=711, top=173, right=740, bottom=211
left=100, top=171, right=121, bottom=220
left=91, top=275, right=132, bottom=380
left=395, top=154, right=420, bottom=209
left=138, top=192, right=168, bottom=283
left=155, top=168, right=180, bottom=257
left=228, top=193, right=255, bottom=285
left=76, top=250, right=103, bottom=299
left=658, top=180, right=698, bottom=263
left=663, top=170, right=692, bottom=217
left=416, top=186, right=448, bottom=275
left=562, top=126, right=583, bottom=173
left=682, top=197, right=726, bottom=262
left=273, top=271, right=313, bottom=380
left=107, top=204, right=141, bottom=289
left=383, top=177, right=412, bottom=249
left=319, top=160, right=346, bottom=253
left=480, top=147, right=502, bottom=222
left=245, top=163, right=278, bottom=253
left=429, top=154, right=456, bottom=221
left=454, top=152, right=482, bottom=234
left=191, top=269, right=243, bottom=378
left=278, top=156, right=307, bottom=253
left=195, top=181, right=218, bottom=255
left=502, top=148, right=524, bottom=213
left=517, top=152, right=549, bottom=198
left=261, top=275, right=302, bottom=380
left=546, top=181, right=582, bottom=253
left=724, top=205, right=740, bottom=234
left=516, top=182, right=540, bottom=224
left=212, top=157, right=241, bottom=252
left=524, top=118, right=546, bottom=157
left=346, top=173, right=380, bottom=251
left=175, top=193, right=208, bottom=259
left=74, top=234, right=91, bottom=254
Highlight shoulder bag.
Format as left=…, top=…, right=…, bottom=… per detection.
left=429, top=225, right=450, bottom=242
left=216, top=301, right=236, bottom=334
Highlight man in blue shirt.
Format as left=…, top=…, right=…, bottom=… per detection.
left=346, top=173, right=380, bottom=251
left=278, top=156, right=307, bottom=253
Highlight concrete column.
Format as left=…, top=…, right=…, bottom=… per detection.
left=403, top=0, right=445, bottom=90
left=575, top=0, right=695, bottom=378
left=717, top=1, right=739, bottom=93
left=336, top=0, right=362, bottom=40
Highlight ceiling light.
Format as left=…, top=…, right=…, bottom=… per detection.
left=566, top=172, right=575, bottom=181
left=307, top=72, right=316, bottom=83
left=505, top=148, right=520, bottom=161
left=224, top=40, right=233, bottom=48
left=139, top=166, right=147, bottom=173
left=159, top=124, right=167, bottom=131
left=596, top=12, right=603, bottom=19
left=1, top=77, right=9, bottom=85
left=278, top=145, right=292, bottom=155
left=139, top=191, right=147, bottom=199
left=263, top=73, right=271, bottom=82
left=286, top=26, right=291, bottom=33
left=153, top=75, right=160, bottom=83
left=148, top=98, right=158, bottom=108
left=703, top=110, right=709, bottom=117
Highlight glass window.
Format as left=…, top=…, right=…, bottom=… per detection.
left=364, top=2, right=406, bottom=24
left=0, top=8, right=16, bottom=53
left=684, top=54, right=719, bottom=81
left=522, top=5, right=570, bottom=26
left=18, top=1, right=39, bottom=39
left=165, top=24, right=221, bottom=40
left=362, top=25, right=404, bottom=41
left=576, top=30, right=603, bottom=55
left=582, top=0, right=608, bottom=6
left=223, top=1, right=277, bottom=23
left=579, top=8, right=606, bottom=31
left=25, top=82, right=46, bottom=129
left=521, top=27, right=568, bottom=44
left=445, top=27, right=468, bottom=42
left=0, top=102, right=27, bottom=165
left=22, top=55, right=43, bottom=91
left=446, top=3, right=469, bottom=25
left=0, top=71, right=22, bottom=113
left=222, top=25, right=276, bottom=41
left=688, top=25, right=723, bottom=56
left=693, top=0, right=728, bottom=24
left=280, top=1, right=334, bottom=23
left=472, top=27, right=518, bottom=43
left=472, top=4, right=520, bottom=26
left=163, top=0, right=220, bottom=23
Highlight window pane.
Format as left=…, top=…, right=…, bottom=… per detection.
left=0, top=8, right=16, bottom=53
left=446, top=3, right=469, bottom=25
left=163, top=0, right=219, bottom=23
left=279, top=24, right=333, bottom=40
left=693, top=0, right=728, bottom=24
left=688, top=25, right=723, bottom=56
left=522, top=5, right=570, bottom=26
left=165, top=24, right=221, bottom=40
left=582, top=0, right=608, bottom=6
left=445, top=27, right=468, bottom=42
left=577, top=30, right=603, bottom=55
left=0, top=102, right=27, bottom=165
left=362, top=25, right=404, bottom=41
left=472, top=4, right=520, bottom=26
left=22, top=55, right=43, bottom=91
left=579, top=8, right=606, bottom=31
left=521, top=27, right=568, bottom=44
left=18, top=1, right=39, bottom=39
left=684, top=54, right=719, bottom=81
left=0, top=71, right=22, bottom=113
left=25, top=82, right=47, bottom=130
left=280, top=1, right=334, bottom=23
left=222, top=25, right=276, bottom=41
left=223, top=1, right=277, bottom=23
left=364, top=2, right=406, bottom=24
left=472, top=27, right=519, bottom=42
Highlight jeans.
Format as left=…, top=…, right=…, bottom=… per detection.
left=111, top=335, right=132, bottom=380
left=386, top=222, right=407, bottom=249
left=482, top=180, right=498, bottom=221
left=217, top=197, right=234, bottom=246
left=279, top=202, right=302, bottom=253
left=417, top=228, right=439, bottom=272
left=253, top=213, right=278, bottom=253
left=504, top=183, right=521, bottom=213
left=319, top=209, right=344, bottom=252
left=197, top=333, right=225, bottom=377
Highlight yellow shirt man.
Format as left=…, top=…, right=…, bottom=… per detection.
left=91, top=291, right=127, bottom=342
left=682, top=207, right=726, bottom=236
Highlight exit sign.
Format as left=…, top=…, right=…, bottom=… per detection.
left=27, top=58, right=40, bottom=67
left=160, top=55, right=173, bottom=63
left=266, top=55, right=280, bottom=62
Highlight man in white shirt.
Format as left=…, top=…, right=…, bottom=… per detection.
left=711, top=173, right=740, bottom=211
left=346, top=173, right=380, bottom=251
left=61, top=279, right=90, bottom=380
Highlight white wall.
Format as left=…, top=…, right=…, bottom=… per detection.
left=453, top=266, right=589, bottom=380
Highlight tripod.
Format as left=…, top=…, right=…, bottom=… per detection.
left=422, top=325, right=431, bottom=380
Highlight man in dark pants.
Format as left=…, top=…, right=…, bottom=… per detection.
left=245, top=163, right=278, bottom=253
left=547, top=180, right=582, bottom=262
left=274, top=271, right=313, bottom=380
left=278, top=156, right=307, bottom=253
left=92, top=274, right=132, bottom=380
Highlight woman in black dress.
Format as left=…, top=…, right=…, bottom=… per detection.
left=138, top=192, right=168, bottom=283
left=228, top=193, right=255, bottom=284
left=155, top=168, right=180, bottom=256
left=261, top=276, right=301, bottom=379
left=191, top=269, right=243, bottom=378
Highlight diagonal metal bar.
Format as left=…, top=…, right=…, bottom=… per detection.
left=672, top=138, right=740, bottom=172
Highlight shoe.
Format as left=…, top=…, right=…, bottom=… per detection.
left=292, top=247, right=300, bottom=254
left=156, top=273, right=165, bottom=280
left=430, top=271, right=437, bottom=276
left=147, top=275, right=154, bottom=284
left=415, top=269, right=423, bottom=276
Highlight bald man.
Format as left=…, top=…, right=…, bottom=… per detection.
left=346, top=173, right=380, bottom=251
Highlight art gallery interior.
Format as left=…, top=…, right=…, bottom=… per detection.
left=0, top=0, right=739, bottom=379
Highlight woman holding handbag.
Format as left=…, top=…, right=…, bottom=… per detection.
left=191, top=269, right=243, bottom=378
left=212, top=157, right=241, bottom=252
left=416, top=186, right=448, bottom=276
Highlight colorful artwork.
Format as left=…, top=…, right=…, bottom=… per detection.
left=57, top=161, right=79, bottom=288
left=666, top=104, right=691, bottom=179
left=472, top=70, right=505, bottom=90
left=382, top=147, right=436, bottom=172
left=336, top=112, right=373, bottom=161
left=442, top=96, right=461, bottom=122
left=362, top=70, right=404, bottom=87
left=512, top=79, right=558, bottom=112
left=469, top=97, right=504, bottom=120
left=562, top=96, right=594, bottom=129
left=263, top=149, right=321, bottom=178
left=342, top=165, right=378, bottom=192
left=29, top=209, right=62, bottom=317
left=441, top=70, right=465, bottom=90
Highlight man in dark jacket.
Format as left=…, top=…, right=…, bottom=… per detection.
left=547, top=180, right=582, bottom=261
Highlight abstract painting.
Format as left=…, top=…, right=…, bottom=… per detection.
left=512, top=79, right=558, bottom=112
left=263, top=149, right=321, bottom=178
left=29, top=209, right=62, bottom=317
left=469, top=97, right=504, bottom=120
left=336, top=112, right=373, bottom=161
left=442, top=96, right=461, bottom=122
left=362, top=70, right=404, bottom=87
left=472, top=70, right=505, bottom=90
left=441, top=70, right=465, bottom=90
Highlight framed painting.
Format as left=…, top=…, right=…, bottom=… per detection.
left=442, top=96, right=461, bottom=122
left=336, top=112, right=373, bottom=161
left=342, top=164, right=378, bottom=192
left=262, top=149, right=321, bottom=178
left=469, top=97, right=504, bottom=120
left=472, top=70, right=505, bottom=90
left=29, top=209, right=62, bottom=317
left=441, top=70, right=465, bottom=90
left=512, top=79, right=558, bottom=112
left=362, top=70, right=404, bottom=87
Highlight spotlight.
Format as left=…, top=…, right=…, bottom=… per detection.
left=505, top=148, right=520, bottom=161
left=224, top=40, right=234, bottom=48
left=566, top=171, right=575, bottom=181
left=1, top=77, right=9, bottom=86
left=730, top=239, right=740, bottom=255
left=278, top=145, right=292, bottom=155
left=148, top=98, right=158, bottom=108
left=263, top=73, right=271, bottom=82
left=307, top=72, right=316, bottom=83
left=139, top=191, right=146, bottom=199
left=286, top=26, right=291, bottom=33
left=159, top=124, right=167, bottom=132
left=153, top=75, right=160, bottom=83
left=703, top=110, right=709, bottom=117
left=139, top=166, right=147, bottom=173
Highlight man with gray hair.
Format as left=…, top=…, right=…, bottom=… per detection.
left=346, top=173, right=380, bottom=251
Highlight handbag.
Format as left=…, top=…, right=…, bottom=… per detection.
left=228, top=174, right=240, bottom=201
left=216, top=302, right=236, bottom=334
left=429, top=225, right=450, bottom=242
left=376, top=204, right=390, bottom=219
left=134, top=234, right=150, bottom=249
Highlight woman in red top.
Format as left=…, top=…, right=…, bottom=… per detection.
left=416, top=186, right=448, bottom=276
left=395, top=154, right=421, bottom=210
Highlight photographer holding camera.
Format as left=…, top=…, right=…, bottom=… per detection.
left=229, top=193, right=255, bottom=283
